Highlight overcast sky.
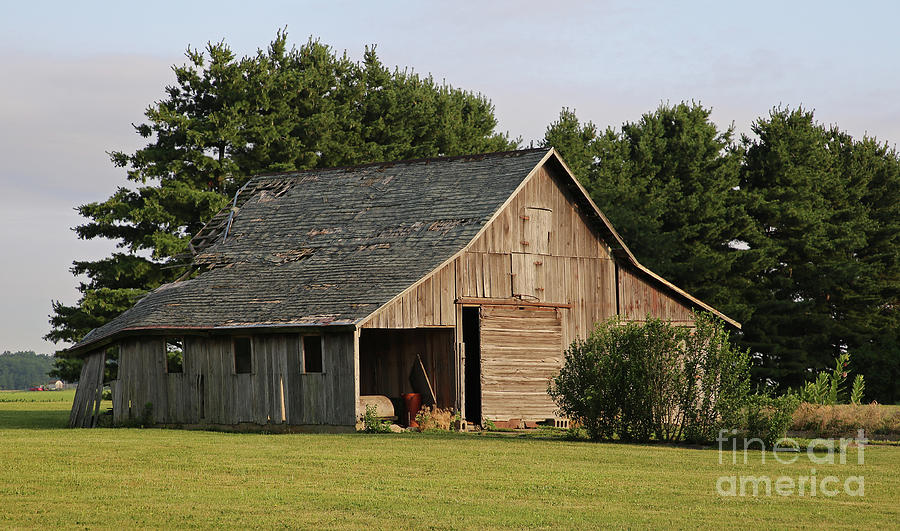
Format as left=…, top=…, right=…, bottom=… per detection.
left=2, top=0, right=899, bottom=354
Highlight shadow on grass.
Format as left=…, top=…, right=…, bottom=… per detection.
left=405, top=428, right=725, bottom=451
left=0, top=410, right=69, bottom=430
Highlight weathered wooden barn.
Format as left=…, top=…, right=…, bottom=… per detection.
left=66, top=148, right=738, bottom=429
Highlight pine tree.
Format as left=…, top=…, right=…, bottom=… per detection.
left=541, top=108, right=599, bottom=182
left=740, top=107, right=900, bottom=392
left=544, top=102, right=756, bottom=322
left=545, top=103, right=900, bottom=400
left=739, top=108, right=838, bottom=386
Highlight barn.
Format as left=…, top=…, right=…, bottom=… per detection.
left=66, top=148, right=738, bottom=429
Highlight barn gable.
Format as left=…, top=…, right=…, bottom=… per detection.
left=359, top=150, right=736, bottom=340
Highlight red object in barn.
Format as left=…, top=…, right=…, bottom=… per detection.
left=402, top=392, right=422, bottom=428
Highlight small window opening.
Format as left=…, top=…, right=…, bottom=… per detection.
left=166, top=338, right=184, bottom=373
left=234, top=337, right=252, bottom=374
left=303, top=335, right=323, bottom=373
left=104, top=344, right=120, bottom=382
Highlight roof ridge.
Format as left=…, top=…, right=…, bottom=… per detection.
left=246, top=147, right=550, bottom=180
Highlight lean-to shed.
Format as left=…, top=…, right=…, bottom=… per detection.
left=66, top=148, right=738, bottom=429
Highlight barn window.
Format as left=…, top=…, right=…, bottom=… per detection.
left=165, top=338, right=184, bottom=373
left=303, top=335, right=323, bottom=373
left=234, top=337, right=252, bottom=374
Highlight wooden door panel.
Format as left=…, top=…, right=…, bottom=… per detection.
left=479, top=305, right=563, bottom=421
left=522, top=207, right=552, bottom=254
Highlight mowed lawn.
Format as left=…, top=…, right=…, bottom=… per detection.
left=1, top=391, right=898, bottom=528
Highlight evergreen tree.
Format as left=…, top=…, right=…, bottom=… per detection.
left=545, top=103, right=900, bottom=400
left=541, top=108, right=599, bottom=181
left=48, top=31, right=516, bottom=381
left=739, top=108, right=839, bottom=385
left=544, top=103, right=757, bottom=322
left=740, top=107, right=900, bottom=392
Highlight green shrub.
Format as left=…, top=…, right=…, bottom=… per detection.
left=548, top=317, right=665, bottom=441
left=549, top=312, right=751, bottom=443
left=680, top=313, right=751, bottom=443
left=744, top=393, right=799, bottom=445
left=362, top=404, right=391, bottom=433
left=799, top=372, right=830, bottom=404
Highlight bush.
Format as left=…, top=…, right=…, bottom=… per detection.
left=362, top=404, right=391, bottom=433
left=680, top=313, right=751, bottom=443
left=799, top=372, right=830, bottom=405
left=743, top=393, right=799, bottom=445
left=548, top=317, right=660, bottom=441
left=548, top=312, right=751, bottom=443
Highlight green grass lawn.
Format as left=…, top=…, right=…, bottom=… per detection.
left=0, top=394, right=898, bottom=529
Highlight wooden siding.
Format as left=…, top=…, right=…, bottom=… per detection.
left=469, top=165, right=611, bottom=258
left=68, top=350, right=106, bottom=428
left=111, top=332, right=356, bottom=427
left=618, top=266, right=695, bottom=323
left=360, top=164, right=619, bottom=333
left=362, top=261, right=457, bottom=328
left=114, top=338, right=168, bottom=424
left=458, top=252, right=513, bottom=300
left=480, top=305, right=562, bottom=421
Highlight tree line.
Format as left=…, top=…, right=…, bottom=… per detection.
left=0, top=351, right=55, bottom=390
left=544, top=104, right=900, bottom=402
left=46, top=32, right=900, bottom=403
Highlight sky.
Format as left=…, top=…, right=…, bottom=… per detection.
left=2, top=0, right=899, bottom=354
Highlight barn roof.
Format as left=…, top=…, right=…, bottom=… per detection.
left=70, top=147, right=739, bottom=355
left=71, top=149, right=552, bottom=352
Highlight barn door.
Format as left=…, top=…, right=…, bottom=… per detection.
left=514, top=207, right=551, bottom=302
left=521, top=207, right=551, bottom=254
left=479, top=305, right=563, bottom=422
left=511, top=253, right=546, bottom=302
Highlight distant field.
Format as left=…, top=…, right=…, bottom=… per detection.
left=0, top=389, right=76, bottom=402
left=0, top=395, right=898, bottom=528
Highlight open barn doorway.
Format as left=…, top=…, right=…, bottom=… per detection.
left=358, top=329, right=455, bottom=424
left=462, top=307, right=481, bottom=425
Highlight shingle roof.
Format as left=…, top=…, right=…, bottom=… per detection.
left=72, top=149, right=550, bottom=352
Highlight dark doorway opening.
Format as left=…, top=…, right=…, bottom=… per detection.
left=462, top=307, right=481, bottom=424
left=198, top=374, right=205, bottom=420
left=358, top=328, right=455, bottom=411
